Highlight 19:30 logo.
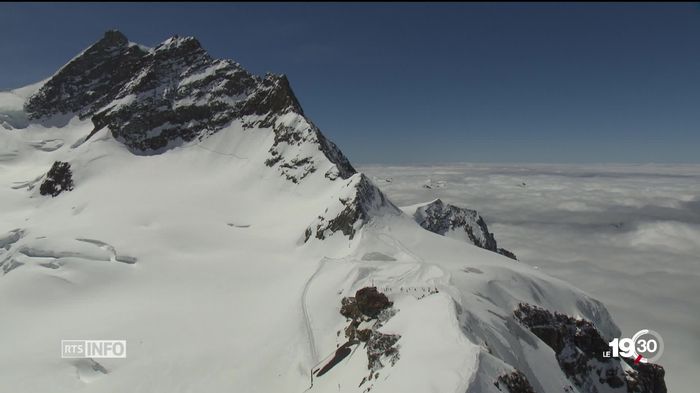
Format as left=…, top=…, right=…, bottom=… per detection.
left=604, top=329, right=664, bottom=364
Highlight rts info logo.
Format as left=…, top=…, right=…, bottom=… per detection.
left=61, top=340, right=127, bottom=359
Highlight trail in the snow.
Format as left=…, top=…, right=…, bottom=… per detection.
left=376, top=232, right=424, bottom=263
left=194, top=139, right=249, bottom=159
left=301, top=257, right=328, bottom=366
left=300, top=257, right=334, bottom=393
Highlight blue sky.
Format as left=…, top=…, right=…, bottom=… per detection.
left=2, top=3, right=699, bottom=164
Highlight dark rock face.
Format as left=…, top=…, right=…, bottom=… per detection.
left=494, top=370, right=537, bottom=393
left=340, top=296, right=363, bottom=321
left=24, top=30, right=357, bottom=180
left=39, top=161, right=74, bottom=197
left=497, top=248, right=517, bottom=260
left=334, top=287, right=400, bottom=385
left=340, top=287, right=393, bottom=323
left=412, top=199, right=517, bottom=260
left=316, top=287, right=399, bottom=385
left=624, top=361, right=666, bottom=393
left=26, top=30, right=147, bottom=119
left=265, top=118, right=355, bottom=183
left=87, top=36, right=276, bottom=152
left=514, top=303, right=667, bottom=393
left=354, top=287, right=393, bottom=318
left=307, top=174, right=399, bottom=242
left=366, top=331, right=400, bottom=372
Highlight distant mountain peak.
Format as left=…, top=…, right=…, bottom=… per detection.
left=157, top=34, right=200, bottom=47
left=152, top=34, right=206, bottom=60
left=407, top=199, right=517, bottom=259
left=101, top=29, right=129, bottom=45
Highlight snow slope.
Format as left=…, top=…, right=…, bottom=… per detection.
left=0, top=79, right=46, bottom=130
left=0, top=32, right=665, bottom=393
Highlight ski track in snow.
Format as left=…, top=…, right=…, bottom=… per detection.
left=301, top=257, right=328, bottom=367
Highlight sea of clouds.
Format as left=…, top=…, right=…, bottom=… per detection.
left=361, top=163, right=700, bottom=392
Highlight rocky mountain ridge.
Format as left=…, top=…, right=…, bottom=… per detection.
left=407, top=199, right=517, bottom=259
left=20, top=30, right=380, bottom=240
left=25, top=30, right=355, bottom=177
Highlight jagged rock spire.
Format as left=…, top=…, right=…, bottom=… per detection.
left=24, top=31, right=313, bottom=154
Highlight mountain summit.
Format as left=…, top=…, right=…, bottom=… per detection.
left=0, top=31, right=665, bottom=393
left=26, top=30, right=354, bottom=177
left=21, top=30, right=379, bottom=241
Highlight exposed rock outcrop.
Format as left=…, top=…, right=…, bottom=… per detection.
left=264, top=116, right=355, bottom=183
left=514, top=303, right=666, bottom=393
left=494, top=370, right=537, bottom=393
left=623, top=361, right=666, bottom=393
left=25, top=30, right=147, bottom=119
left=409, top=199, right=517, bottom=260
left=39, top=161, right=74, bottom=197
left=341, top=287, right=393, bottom=319
left=314, top=287, right=400, bottom=390
left=337, top=287, right=400, bottom=384
left=305, top=174, right=400, bottom=242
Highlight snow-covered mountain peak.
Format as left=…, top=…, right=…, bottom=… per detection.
left=23, top=31, right=305, bottom=151
left=155, top=34, right=202, bottom=52
left=7, top=30, right=386, bottom=241
left=20, top=31, right=326, bottom=160
left=0, top=31, right=666, bottom=393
